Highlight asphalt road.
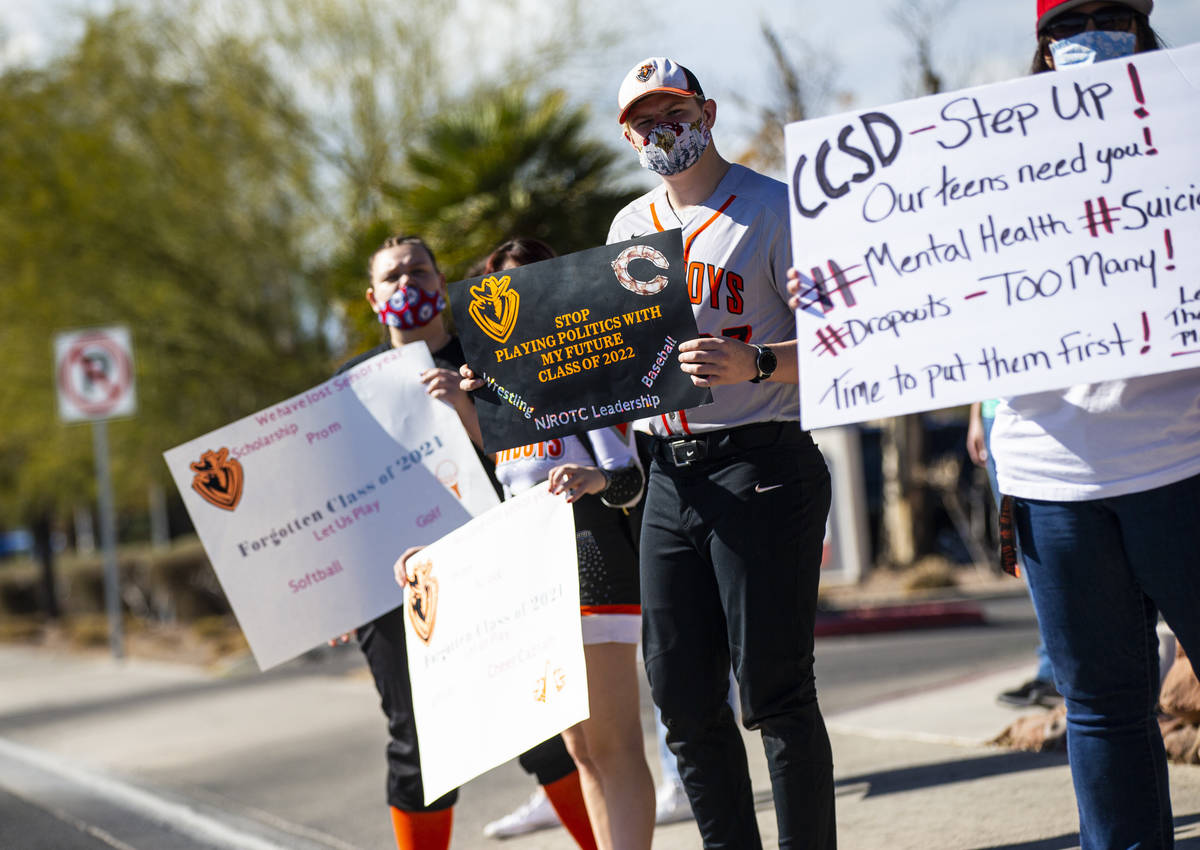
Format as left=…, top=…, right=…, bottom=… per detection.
left=0, top=593, right=1046, bottom=850
left=814, top=594, right=1044, bottom=715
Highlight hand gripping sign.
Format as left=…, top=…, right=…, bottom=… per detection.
left=163, top=344, right=499, bottom=670
left=785, top=44, right=1200, bottom=429
left=450, top=230, right=710, bottom=454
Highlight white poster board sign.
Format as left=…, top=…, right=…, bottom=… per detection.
left=403, top=487, right=587, bottom=805
left=163, top=345, right=499, bottom=669
left=55, top=326, right=137, bottom=422
left=786, top=44, right=1200, bottom=430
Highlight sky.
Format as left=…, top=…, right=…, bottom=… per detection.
left=584, top=0, right=1200, bottom=163
left=3, top=0, right=1199, bottom=181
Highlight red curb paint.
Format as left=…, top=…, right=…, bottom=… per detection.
left=815, top=601, right=986, bottom=637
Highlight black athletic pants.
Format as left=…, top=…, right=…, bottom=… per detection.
left=639, top=423, right=835, bottom=849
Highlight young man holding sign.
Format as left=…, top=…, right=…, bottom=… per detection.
left=608, top=58, right=834, bottom=848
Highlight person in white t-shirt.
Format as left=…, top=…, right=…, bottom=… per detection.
left=457, top=238, right=654, bottom=850
left=787, top=4, right=1196, bottom=846
left=989, top=4, right=1200, bottom=848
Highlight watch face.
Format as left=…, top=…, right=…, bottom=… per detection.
left=758, top=346, right=777, bottom=376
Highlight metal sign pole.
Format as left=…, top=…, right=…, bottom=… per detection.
left=56, top=326, right=137, bottom=661
left=91, top=418, right=124, bottom=659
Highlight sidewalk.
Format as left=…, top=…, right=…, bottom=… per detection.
left=1, top=567, right=1198, bottom=850
left=549, top=664, right=1200, bottom=850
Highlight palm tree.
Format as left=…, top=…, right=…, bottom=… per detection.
left=384, top=85, right=639, bottom=281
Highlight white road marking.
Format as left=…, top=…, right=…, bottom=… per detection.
left=0, top=737, right=310, bottom=850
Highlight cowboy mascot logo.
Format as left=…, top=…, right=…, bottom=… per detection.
left=467, top=275, right=520, bottom=344
left=405, top=556, right=439, bottom=645
left=189, top=448, right=244, bottom=511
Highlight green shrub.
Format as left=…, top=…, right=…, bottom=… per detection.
left=0, top=563, right=41, bottom=615
left=0, top=615, right=43, bottom=642
left=0, top=538, right=231, bottom=623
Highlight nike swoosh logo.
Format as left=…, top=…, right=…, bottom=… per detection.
left=754, top=483, right=784, bottom=494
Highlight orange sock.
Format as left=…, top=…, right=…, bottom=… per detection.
left=542, top=771, right=599, bottom=850
left=389, top=805, right=452, bottom=850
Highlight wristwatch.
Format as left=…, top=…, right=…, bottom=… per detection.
left=749, top=344, right=777, bottom=383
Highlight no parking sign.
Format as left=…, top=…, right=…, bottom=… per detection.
left=53, top=325, right=138, bottom=658
left=54, top=326, right=137, bottom=422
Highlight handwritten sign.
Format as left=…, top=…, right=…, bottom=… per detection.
left=785, top=44, right=1200, bottom=429
left=449, top=230, right=710, bottom=453
left=162, top=344, right=499, bottom=669
left=403, top=486, right=588, bottom=804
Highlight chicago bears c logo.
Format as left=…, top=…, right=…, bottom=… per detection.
left=611, top=244, right=670, bottom=295
left=467, top=275, right=520, bottom=344
left=406, top=556, right=439, bottom=645
left=189, top=448, right=244, bottom=511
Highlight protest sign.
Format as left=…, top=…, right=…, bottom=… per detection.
left=402, top=486, right=587, bottom=804
left=449, top=230, right=710, bottom=453
left=785, top=45, right=1200, bottom=430
left=162, top=344, right=499, bottom=669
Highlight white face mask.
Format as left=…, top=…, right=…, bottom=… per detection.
left=1050, top=29, right=1137, bottom=67
left=634, top=118, right=711, bottom=176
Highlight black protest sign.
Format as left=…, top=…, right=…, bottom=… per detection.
left=450, top=230, right=710, bottom=454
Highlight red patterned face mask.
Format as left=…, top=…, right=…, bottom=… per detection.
left=378, top=285, right=446, bottom=330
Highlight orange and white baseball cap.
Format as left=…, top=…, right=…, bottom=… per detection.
left=617, top=57, right=705, bottom=124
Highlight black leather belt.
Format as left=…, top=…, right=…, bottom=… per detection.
left=651, top=421, right=807, bottom=468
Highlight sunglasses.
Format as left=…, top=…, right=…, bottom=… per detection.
left=1040, top=6, right=1138, bottom=40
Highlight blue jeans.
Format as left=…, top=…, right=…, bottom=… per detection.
left=641, top=426, right=834, bottom=849
left=1013, top=473, right=1200, bottom=850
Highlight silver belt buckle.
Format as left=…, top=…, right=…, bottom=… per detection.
left=668, top=439, right=706, bottom=466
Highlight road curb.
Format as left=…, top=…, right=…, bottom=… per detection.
left=815, top=600, right=986, bottom=636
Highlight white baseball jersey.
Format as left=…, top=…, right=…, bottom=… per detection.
left=494, top=426, right=640, bottom=503
left=607, top=163, right=800, bottom=436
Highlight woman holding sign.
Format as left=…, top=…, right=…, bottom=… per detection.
left=470, top=237, right=655, bottom=850
left=338, top=234, right=598, bottom=850
left=785, top=4, right=1195, bottom=845
left=995, top=5, right=1197, bottom=848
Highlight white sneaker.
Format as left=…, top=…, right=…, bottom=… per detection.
left=655, top=780, right=694, bottom=825
left=483, top=787, right=561, bottom=839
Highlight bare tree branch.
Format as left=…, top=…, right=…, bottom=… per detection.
left=889, top=0, right=961, bottom=96
left=734, top=20, right=840, bottom=175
